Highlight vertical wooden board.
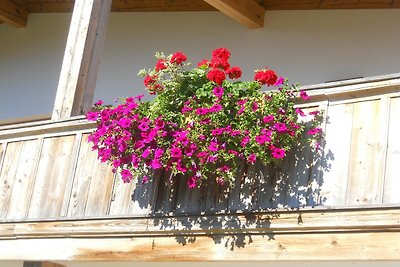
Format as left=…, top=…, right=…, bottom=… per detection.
left=0, top=143, right=5, bottom=174
left=346, top=99, right=387, bottom=205
left=5, top=139, right=42, bottom=220
left=28, top=135, right=77, bottom=219
left=0, top=142, right=23, bottom=219
left=108, top=174, right=136, bottom=216
left=319, top=103, right=354, bottom=206
left=84, top=157, right=114, bottom=216
left=383, top=97, right=400, bottom=203
left=67, top=134, right=99, bottom=217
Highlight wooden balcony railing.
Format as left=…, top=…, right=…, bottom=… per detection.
left=0, top=74, right=399, bottom=222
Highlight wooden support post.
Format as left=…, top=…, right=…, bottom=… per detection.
left=204, top=0, right=265, bottom=29
left=52, top=0, right=112, bottom=120
left=0, top=0, right=28, bottom=28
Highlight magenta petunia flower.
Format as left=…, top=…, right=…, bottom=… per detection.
left=211, top=128, right=224, bottom=136
left=195, top=108, right=209, bottom=115
left=188, top=176, right=197, bottom=189
left=274, top=77, right=285, bottom=87
left=151, top=159, right=162, bottom=169
left=272, top=148, right=285, bottom=159
left=94, top=100, right=104, bottom=106
left=255, top=134, right=271, bottom=145
left=86, top=111, right=98, bottom=121
left=218, top=166, right=230, bottom=172
left=138, top=122, right=149, bottom=131
left=307, top=127, right=322, bottom=135
left=252, top=102, right=259, bottom=111
left=154, top=148, right=164, bottom=158
left=208, top=141, right=219, bottom=152
left=263, top=115, right=274, bottom=123
left=241, top=136, right=250, bottom=147
left=142, top=148, right=151, bottom=158
left=274, top=123, right=287, bottom=132
left=247, top=154, right=257, bottom=164
left=118, top=118, right=132, bottom=128
left=213, top=87, right=224, bottom=98
left=121, top=169, right=133, bottom=183
left=295, top=108, right=306, bottom=117
left=300, top=90, right=310, bottom=100
left=170, top=147, right=182, bottom=158
left=209, top=104, right=223, bottom=113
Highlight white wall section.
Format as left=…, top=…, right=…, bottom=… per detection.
left=0, top=10, right=399, bottom=120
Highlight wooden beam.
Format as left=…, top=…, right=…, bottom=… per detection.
left=1, top=232, right=400, bottom=261
left=1, top=207, right=400, bottom=261
left=203, top=0, right=265, bottom=28
left=52, top=0, right=112, bottom=120
left=0, top=0, right=28, bottom=28
left=1, top=206, right=400, bottom=239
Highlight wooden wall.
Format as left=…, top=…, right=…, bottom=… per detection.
left=0, top=78, right=399, bottom=221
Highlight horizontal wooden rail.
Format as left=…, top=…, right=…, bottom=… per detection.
left=1, top=206, right=400, bottom=239
left=1, top=206, right=400, bottom=261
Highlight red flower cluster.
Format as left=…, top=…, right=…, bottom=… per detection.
left=170, top=52, right=187, bottom=65
left=144, top=74, right=163, bottom=95
left=201, top=48, right=242, bottom=85
left=254, top=69, right=278, bottom=86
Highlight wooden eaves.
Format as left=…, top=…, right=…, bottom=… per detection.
left=2, top=0, right=400, bottom=29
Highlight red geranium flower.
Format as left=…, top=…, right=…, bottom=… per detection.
left=170, top=52, right=187, bottom=64
left=226, top=66, right=242, bottom=79
left=207, top=68, right=226, bottom=85
left=254, top=69, right=278, bottom=86
left=155, top=59, right=167, bottom=71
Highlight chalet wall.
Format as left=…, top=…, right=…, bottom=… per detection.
left=1, top=10, right=400, bottom=120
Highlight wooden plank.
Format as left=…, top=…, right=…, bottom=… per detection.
left=0, top=0, right=28, bottom=28
left=84, top=151, right=114, bottom=216
left=0, top=142, right=22, bottom=219
left=28, top=136, right=78, bottom=219
left=0, top=117, right=95, bottom=141
left=319, top=103, right=354, bottom=206
left=383, top=97, right=400, bottom=203
left=1, top=140, right=42, bottom=220
left=346, top=99, right=387, bottom=205
left=0, top=143, right=6, bottom=177
left=52, top=0, right=112, bottom=120
left=1, top=231, right=400, bottom=261
left=66, top=134, right=99, bottom=217
left=23, top=0, right=400, bottom=13
left=261, top=0, right=400, bottom=10
left=2, top=207, right=400, bottom=238
left=204, top=0, right=265, bottom=28
left=5, top=139, right=42, bottom=220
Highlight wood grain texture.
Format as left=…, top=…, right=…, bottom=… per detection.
left=319, top=103, right=354, bottom=206
left=0, top=0, right=28, bottom=28
left=52, top=0, right=112, bottom=120
left=1, top=231, right=400, bottom=261
left=20, top=0, right=400, bottom=13
left=383, top=97, right=400, bottom=203
left=1, top=140, right=42, bottom=220
left=28, top=136, right=78, bottom=219
left=204, top=0, right=265, bottom=28
left=67, top=134, right=114, bottom=217
left=346, top=99, right=387, bottom=205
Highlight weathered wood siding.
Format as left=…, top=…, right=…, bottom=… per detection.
left=0, top=78, right=399, bottom=221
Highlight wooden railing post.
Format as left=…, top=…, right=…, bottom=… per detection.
left=52, top=0, right=111, bottom=120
